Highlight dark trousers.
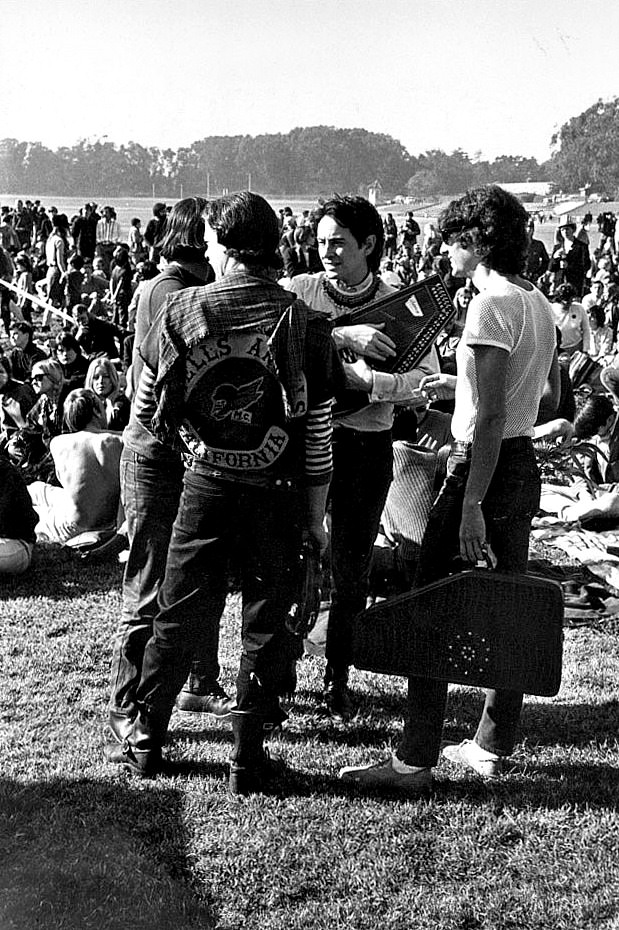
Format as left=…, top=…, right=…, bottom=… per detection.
left=109, top=449, right=222, bottom=714
left=136, top=465, right=303, bottom=718
left=397, top=438, right=541, bottom=766
left=326, top=428, right=393, bottom=677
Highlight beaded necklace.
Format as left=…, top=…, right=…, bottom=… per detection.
left=321, top=272, right=381, bottom=310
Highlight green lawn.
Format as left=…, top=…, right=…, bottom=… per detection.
left=1, top=543, right=618, bottom=930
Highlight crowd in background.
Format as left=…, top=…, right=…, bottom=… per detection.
left=2, top=195, right=619, bottom=569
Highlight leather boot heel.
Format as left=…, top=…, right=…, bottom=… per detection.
left=228, top=712, right=286, bottom=796
left=228, top=762, right=253, bottom=797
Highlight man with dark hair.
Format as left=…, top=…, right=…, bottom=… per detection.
left=13, top=200, right=34, bottom=249
left=96, top=206, right=122, bottom=275
left=71, top=203, right=99, bottom=260
left=106, top=192, right=343, bottom=794
left=33, top=205, right=52, bottom=247
left=400, top=211, right=421, bottom=250
left=340, top=185, right=558, bottom=793
left=523, top=218, right=549, bottom=284
left=73, top=303, right=122, bottom=361
left=285, top=195, right=439, bottom=720
left=7, top=321, right=48, bottom=381
left=550, top=217, right=590, bottom=297
left=143, top=202, right=168, bottom=263
left=0, top=212, right=20, bottom=254
left=107, top=198, right=224, bottom=746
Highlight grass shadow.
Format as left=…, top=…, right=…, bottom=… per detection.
left=2, top=542, right=124, bottom=601
left=519, top=698, right=619, bottom=747
left=0, top=776, right=214, bottom=930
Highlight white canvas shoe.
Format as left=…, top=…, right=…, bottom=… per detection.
left=442, top=739, right=504, bottom=779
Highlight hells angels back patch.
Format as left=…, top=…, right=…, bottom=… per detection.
left=180, top=331, right=304, bottom=471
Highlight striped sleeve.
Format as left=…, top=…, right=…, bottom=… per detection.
left=133, top=362, right=159, bottom=431
left=304, top=399, right=333, bottom=486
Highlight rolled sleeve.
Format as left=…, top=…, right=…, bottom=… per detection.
left=369, top=346, right=440, bottom=403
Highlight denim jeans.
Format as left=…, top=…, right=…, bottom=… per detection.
left=136, top=464, right=303, bottom=719
left=327, top=428, right=393, bottom=677
left=397, top=437, right=541, bottom=766
left=109, top=448, right=223, bottom=715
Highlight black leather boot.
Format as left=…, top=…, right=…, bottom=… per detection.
left=104, top=705, right=172, bottom=778
left=323, top=665, right=354, bottom=722
left=228, top=712, right=286, bottom=796
left=106, top=709, right=136, bottom=744
left=176, top=681, right=235, bottom=717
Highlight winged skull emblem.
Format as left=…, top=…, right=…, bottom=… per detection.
left=210, top=377, right=264, bottom=422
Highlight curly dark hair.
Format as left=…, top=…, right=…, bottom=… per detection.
left=438, top=185, right=529, bottom=276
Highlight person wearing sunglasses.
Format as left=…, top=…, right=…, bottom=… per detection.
left=7, top=359, right=68, bottom=483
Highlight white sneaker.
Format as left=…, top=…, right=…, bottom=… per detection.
left=442, top=739, right=504, bottom=779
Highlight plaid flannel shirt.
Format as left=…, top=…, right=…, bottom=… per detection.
left=140, top=271, right=313, bottom=446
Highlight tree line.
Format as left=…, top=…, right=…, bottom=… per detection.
left=0, top=101, right=617, bottom=199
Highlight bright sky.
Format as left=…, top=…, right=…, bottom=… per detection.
left=3, top=0, right=618, bottom=163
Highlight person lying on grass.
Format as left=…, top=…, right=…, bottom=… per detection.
left=0, top=450, right=38, bottom=574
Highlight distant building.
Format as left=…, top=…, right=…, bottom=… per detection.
left=497, top=181, right=553, bottom=199
left=368, top=180, right=383, bottom=205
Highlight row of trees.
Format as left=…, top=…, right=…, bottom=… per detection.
left=1, top=101, right=618, bottom=198
left=549, top=98, right=619, bottom=197
left=0, top=128, right=548, bottom=200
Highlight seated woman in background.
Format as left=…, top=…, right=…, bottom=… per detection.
left=6, top=359, right=68, bottom=483
left=28, top=389, right=123, bottom=544
left=0, top=451, right=38, bottom=574
left=54, top=332, right=89, bottom=391
left=84, top=356, right=129, bottom=432
left=23, top=359, right=67, bottom=443
left=0, top=356, right=36, bottom=447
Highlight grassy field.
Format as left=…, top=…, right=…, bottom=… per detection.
left=0, top=191, right=579, bottom=257
left=1, top=543, right=619, bottom=929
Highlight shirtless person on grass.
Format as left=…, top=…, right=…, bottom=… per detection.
left=28, top=388, right=123, bottom=543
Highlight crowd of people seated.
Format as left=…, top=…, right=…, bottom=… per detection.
left=2, top=196, right=617, bottom=545
left=0, top=199, right=147, bottom=544
left=2, top=195, right=618, bottom=575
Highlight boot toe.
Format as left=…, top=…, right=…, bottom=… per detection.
left=104, top=740, right=161, bottom=778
